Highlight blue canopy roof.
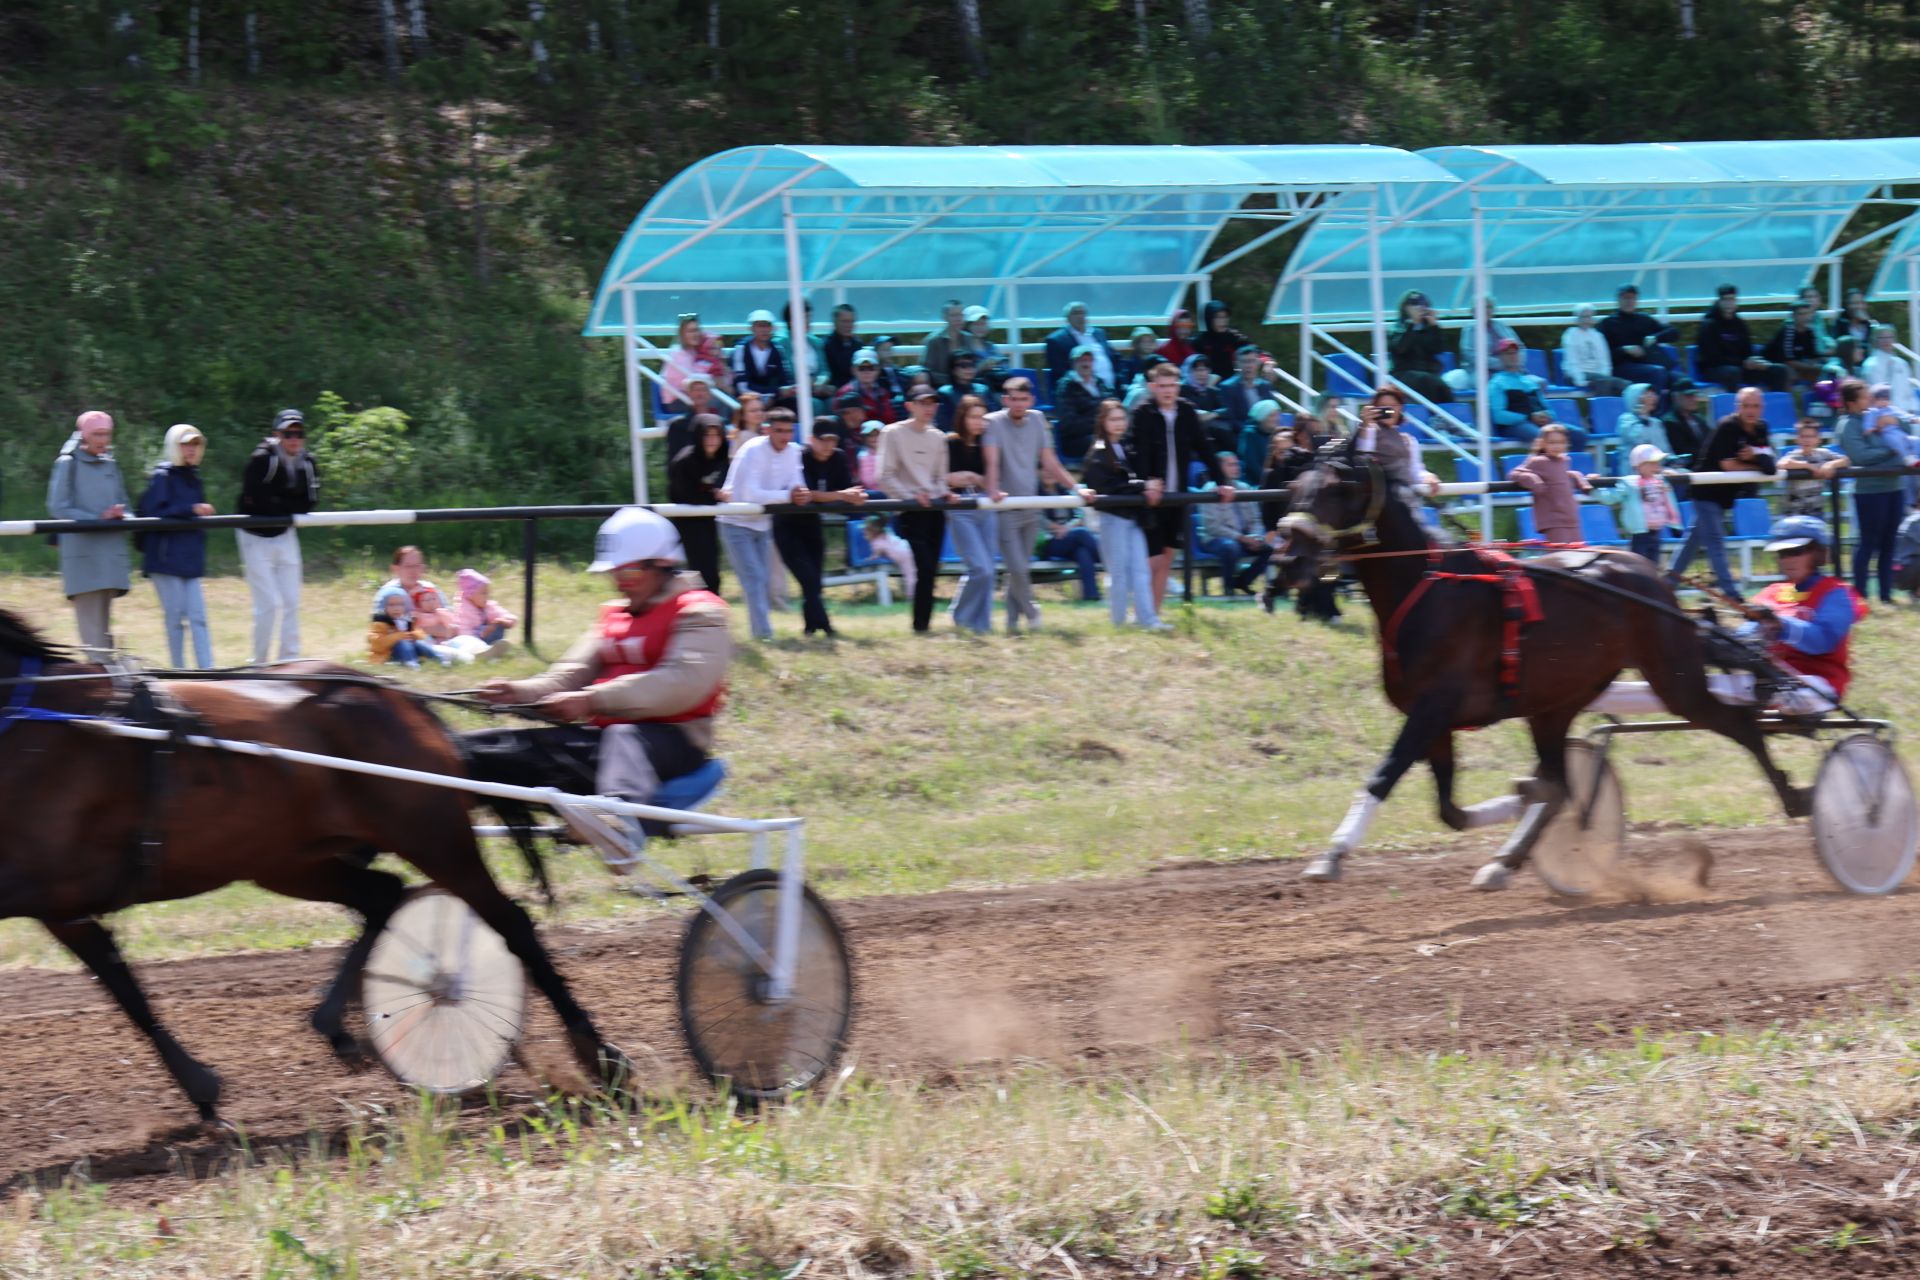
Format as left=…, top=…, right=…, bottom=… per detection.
left=1269, top=138, right=1920, bottom=323
left=585, top=144, right=1455, bottom=337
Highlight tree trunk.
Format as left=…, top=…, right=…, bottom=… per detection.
left=613, top=0, right=636, bottom=79
left=378, top=0, right=402, bottom=80
left=407, top=0, right=429, bottom=48
left=528, top=0, right=552, bottom=82
left=468, top=117, right=491, bottom=285
left=707, top=0, right=721, bottom=81
left=188, top=4, right=200, bottom=83
left=1134, top=0, right=1149, bottom=55
left=1184, top=0, right=1209, bottom=42
left=244, top=8, right=260, bottom=75
left=1679, top=0, right=1695, bottom=39
left=956, top=0, right=984, bottom=72
left=588, top=18, right=602, bottom=56
left=114, top=9, right=140, bottom=67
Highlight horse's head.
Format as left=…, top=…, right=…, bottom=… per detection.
left=1273, top=439, right=1385, bottom=590
left=0, top=608, right=67, bottom=674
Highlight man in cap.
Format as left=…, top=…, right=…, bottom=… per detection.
left=936, top=350, right=999, bottom=428
left=1598, top=283, right=1677, bottom=393
left=1660, top=376, right=1711, bottom=469
left=1588, top=515, right=1864, bottom=718
left=46, top=410, right=131, bottom=655
left=729, top=308, right=795, bottom=404
left=479, top=507, right=732, bottom=811
left=1044, top=301, right=1115, bottom=388
left=1487, top=339, right=1586, bottom=445
left=836, top=348, right=894, bottom=422
left=961, top=303, right=1003, bottom=383
left=236, top=407, right=319, bottom=663
left=822, top=303, right=866, bottom=388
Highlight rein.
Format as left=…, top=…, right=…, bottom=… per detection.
left=0, top=656, right=105, bottom=739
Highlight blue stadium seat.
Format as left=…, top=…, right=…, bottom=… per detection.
left=1547, top=398, right=1584, bottom=428
left=1438, top=351, right=1457, bottom=372
left=1402, top=403, right=1432, bottom=426
left=1762, top=391, right=1797, bottom=435
left=1566, top=451, right=1596, bottom=474
left=1454, top=457, right=1485, bottom=485
left=1684, top=344, right=1701, bottom=378
left=1579, top=504, right=1623, bottom=545
left=1657, top=343, right=1682, bottom=371
left=1326, top=353, right=1372, bottom=397
left=1499, top=453, right=1529, bottom=478
left=1517, top=507, right=1540, bottom=541
left=1587, top=396, right=1626, bottom=435
left=940, top=530, right=958, bottom=562
left=1667, top=500, right=1694, bottom=539
left=1524, top=348, right=1550, bottom=381
left=1731, top=496, right=1773, bottom=540
left=846, top=520, right=877, bottom=567
left=1710, top=392, right=1736, bottom=421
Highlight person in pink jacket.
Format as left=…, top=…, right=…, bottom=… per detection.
left=449, top=567, right=516, bottom=659
left=1510, top=424, right=1593, bottom=546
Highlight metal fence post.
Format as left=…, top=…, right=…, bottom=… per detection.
left=1828, top=473, right=1846, bottom=582
left=522, top=517, right=542, bottom=659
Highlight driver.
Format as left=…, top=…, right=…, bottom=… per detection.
left=478, top=507, right=732, bottom=808
left=1588, top=515, right=1865, bottom=717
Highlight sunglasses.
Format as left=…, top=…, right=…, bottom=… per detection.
left=280, top=429, right=305, bottom=438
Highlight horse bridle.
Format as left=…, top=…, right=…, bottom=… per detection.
left=1276, top=455, right=1388, bottom=550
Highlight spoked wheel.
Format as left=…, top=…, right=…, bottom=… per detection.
left=677, top=868, right=853, bottom=1103
left=361, top=887, right=528, bottom=1093
left=1531, top=739, right=1625, bottom=898
left=1811, top=734, right=1919, bottom=895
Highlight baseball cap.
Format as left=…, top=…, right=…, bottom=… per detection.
left=683, top=371, right=713, bottom=387
left=962, top=304, right=990, bottom=322
left=1628, top=444, right=1666, bottom=468
left=835, top=392, right=865, bottom=410
left=1493, top=338, right=1522, bottom=354
left=1616, top=282, right=1640, bottom=296
left=746, top=308, right=777, bottom=325
left=908, top=386, right=940, bottom=402
left=273, top=408, right=305, bottom=431
left=1671, top=377, right=1703, bottom=394
left=861, top=420, right=884, bottom=436
left=952, top=351, right=979, bottom=366
left=1406, top=290, right=1431, bottom=307
left=1716, top=283, right=1738, bottom=298
left=852, top=348, right=879, bottom=367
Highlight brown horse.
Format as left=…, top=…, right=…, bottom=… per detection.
left=1275, top=444, right=1806, bottom=889
left=0, top=608, right=626, bottom=1120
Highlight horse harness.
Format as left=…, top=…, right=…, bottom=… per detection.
left=1382, top=547, right=1547, bottom=718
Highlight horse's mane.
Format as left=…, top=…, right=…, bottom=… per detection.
left=0, top=608, right=69, bottom=663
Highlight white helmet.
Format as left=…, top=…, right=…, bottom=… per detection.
left=589, top=506, right=684, bottom=571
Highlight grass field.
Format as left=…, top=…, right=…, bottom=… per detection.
left=1, top=561, right=1916, bottom=968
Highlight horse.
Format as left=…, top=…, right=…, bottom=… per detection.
left=0, top=607, right=627, bottom=1120
left=1274, top=442, right=1806, bottom=889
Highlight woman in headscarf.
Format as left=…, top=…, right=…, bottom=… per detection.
left=1612, top=383, right=1670, bottom=473
left=1156, top=308, right=1197, bottom=367
left=1193, top=299, right=1250, bottom=374
left=1180, top=353, right=1229, bottom=457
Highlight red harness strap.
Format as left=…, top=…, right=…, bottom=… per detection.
left=1382, top=549, right=1544, bottom=712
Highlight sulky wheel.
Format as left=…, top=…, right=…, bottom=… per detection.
left=1811, top=733, right=1919, bottom=896
left=361, top=887, right=528, bottom=1094
left=1531, top=739, right=1625, bottom=898
left=677, top=868, right=853, bottom=1103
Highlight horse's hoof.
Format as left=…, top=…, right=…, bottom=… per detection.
left=1469, top=862, right=1513, bottom=892
left=1300, top=855, right=1344, bottom=883
left=1784, top=785, right=1814, bottom=820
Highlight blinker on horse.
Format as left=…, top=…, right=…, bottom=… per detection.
left=1274, top=440, right=1807, bottom=889
left=0, top=607, right=629, bottom=1121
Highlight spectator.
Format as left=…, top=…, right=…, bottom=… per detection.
left=1038, top=509, right=1102, bottom=603
left=236, top=407, right=317, bottom=664
left=1446, top=296, right=1521, bottom=392
left=453, top=567, right=516, bottom=657
left=1131, top=363, right=1233, bottom=611
left=838, top=349, right=895, bottom=422
left=829, top=393, right=871, bottom=451
left=855, top=420, right=885, bottom=494
left=1867, top=385, right=1920, bottom=507
left=1559, top=303, right=1628, bottom=397
left=1835, top=378, right=1908, bottom=604
left=1217, top=344, right=1281, bottom=431
left=664, top=312, right=732, bottom=404
left=729, top=309, right=795, bottom=404
left=1198, top=453, right=1271, bottom=596
left=1824, top=336, right=1868, bottom=384
left=788, top=421, right=867, bottom=638
left=1353, top=388, right=1441, bottom=509
left=936, top=351, right=999, bottom=429
left=45, top=411, right=130, bottom=656
left=662, top=372, right=718, bottom=459
left=1613, top=383, right=1670, bottom=471
left=730, top=391, right=768, bottom=444
left=1862, top=325, right=1918, bottom=412
left=1238, top=397, right=1285, bottom=478
left=1510, top=425, right=1594, bottom=546
left=1697, top=284, right=1788, bottom=392
left=1487, top=340, right=1584, bottom=446
left=1192, top=300, right=1249, bottom=376
left=1669, top=386, right=1777, bottom=600
left=1053, top=345, right=1116, bottom=461
left=1115, top=326, right=1163, bottom=388
left=134, top=423, right=216, bottom=669
left=1597, top=283, right=1677, bottom=392
left=1044, top=301, right=1116, bottom=388
left=870, top=335, right=908, bottom=389
left=876, top=387, right=951, bottom=633
left=946, top=395, right=999, bottom=635
left=1387, top=289, right=1454, bottom=404
left=922, top=300, right=970, bottom=386
left=1593, top=444, right=1680, bottom=566
left=1661, top=377, right=1711, bottom=468
left=717, top=408, right=804, bottom=641
left=822, top=303, right=865, bottom=388
left=668, top=415, right=730, bottom=592
left=1765, top=301, right=1830, bottom=386
left=962, top=304, right=1004, bottom=383
left=985, top=375, right=1080, bottom=634
left=1314, top=392, right=1351, bottom=436
left=1831, top=287, right=1874, bottom=347
left=780, top=299, right=832, bottom=411
left=414, top=585, right=463, bottom=653
left=1179, top=354, right=1229, bottom=455
left=368, top=586, right=445, bottom=669
left=1157, top=308, right=1198, bottom=367
left=1778, top=419, right=1848, bottom=517
left=381, top=544, right=442, bottom=616
left=1797, top=286, right=1837, bottom=354
left=1261, top=423, right=1341, bottom=622
left=1079, top=400, right=1162, bottom=631
left=1898, top=507, right=1920, bottom=599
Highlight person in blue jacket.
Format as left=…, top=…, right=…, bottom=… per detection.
left=137, top=423, right=217, bottom=667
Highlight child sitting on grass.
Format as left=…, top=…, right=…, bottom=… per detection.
left=450, top=568, right=516, bottom=660
left=368, top=585, right=451, bottom=669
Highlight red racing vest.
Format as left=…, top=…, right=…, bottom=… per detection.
left=589, top=591, right=727, bottom=728
left=1751, top=574, right=1867, bottom=699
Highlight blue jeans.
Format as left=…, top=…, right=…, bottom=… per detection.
left=1669, top=500, right=1738, bottom=598
left=1198, top=535, right=1272, bottom=591
left=477, top=621, right=509, bottom=643
left=150, top=573, right=212, bottom=668
left=1039, top=527, right=1101, bottom=601
left=1854, top=489, right=1903, bottom=603
left=1099, top=515, right=1157, bottom=627
left=390, top=638, right=424, bottom=667
left=946, top=508, right=997, bottom=633
left=1628, top=530, right=1664, bottom=568
left=719, top=522, right=774, bottom=640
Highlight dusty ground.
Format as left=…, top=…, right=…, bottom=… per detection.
left=3, top=824, right=1910, bottom=1194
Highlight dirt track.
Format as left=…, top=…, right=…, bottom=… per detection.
left=3, top=822, right=1914, bottom=1195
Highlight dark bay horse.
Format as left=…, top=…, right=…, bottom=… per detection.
left=0, top=608, right=627, bottom=1120
left=1275, top=444, right=1805, bottom=889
